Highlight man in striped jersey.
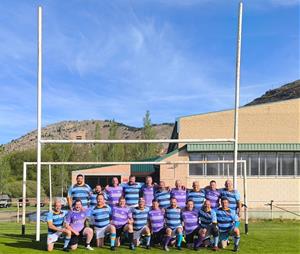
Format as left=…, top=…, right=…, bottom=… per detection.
left=155, top=181, right=170, bottom=209
left=187, top=181, right=205, bottom=210
left=148, top=199, right=165, bottom=246
left=140, top=176, right=157, bottom=207
left=132, top=198, right=151, bottom=249
left=170, top=180, right=186, bottom=209
left=212, top=198, right=240, bottom=252
left=220, top=180, right=241, bottom=216
left=90, top=185, right=107, bottom=208
left=67, top=174, right=92, bottom=209
left=181, top=200, right=200, bottom=249
left=105, top=177, right=123, bottom=207
left=163, top=197, right=183, bottom=251
left=47, top=199, right=71, bottom=252
left=196, top=200, right=219, bottom=250
left=91, top=194, right=116, bottom=250
left=205, top=180, right=221, bottom=210
left=122, top=175, right=143, bottom=207
left=111, top=197, right=134, bottom=249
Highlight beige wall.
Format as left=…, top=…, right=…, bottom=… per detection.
left=72, top=164, right=131, bottom=184
left=178, top=99, right=300, bottom=144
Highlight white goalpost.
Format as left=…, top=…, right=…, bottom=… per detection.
left=33, top=1, right=243, bottom=242
left=22, top=160, right=248, bottom=239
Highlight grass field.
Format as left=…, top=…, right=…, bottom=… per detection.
left=0, top=221, right=299, bottom=254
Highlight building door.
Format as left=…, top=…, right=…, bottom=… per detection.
left=85, top=175, right=121, bottom=189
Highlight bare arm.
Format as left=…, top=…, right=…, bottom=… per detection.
left=47, top=221, right=63, bottom=232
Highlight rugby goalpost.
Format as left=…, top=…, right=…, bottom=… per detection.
left=22, top=160, right=248, bottom=238
left=33, top=1, right=243, bottom=241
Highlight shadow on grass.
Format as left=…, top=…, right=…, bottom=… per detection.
left=1, top=233, right=47, bottom=251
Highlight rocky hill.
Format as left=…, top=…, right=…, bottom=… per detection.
left=245, top=79, right=300, bottom=106
left=2, top=120, right=174, bottom=154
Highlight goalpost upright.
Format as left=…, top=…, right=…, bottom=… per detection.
left=34, top=2, right=243, bottom=241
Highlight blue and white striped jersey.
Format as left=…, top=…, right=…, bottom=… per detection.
left=68, top=184, right=92, bottom=208
left=165, top=207, right=182, bottom=229
left=47, top=210, right=67, bottom=233
left=132, top=206, right=150, bottom=231
left=122, top=182, right=143, bottom=206
left=155, top=189, right=170, bottom=209
left=187, top=189, right=205, bottom=210
left=89, top=192, right=108, bottom=208
left=220, top=188, right=240, bottom=212
left=198, top=208, right=214, bottom=228
left=91, top=205, right=111, bottom=228
left=212, top=207, right=238, bottom=233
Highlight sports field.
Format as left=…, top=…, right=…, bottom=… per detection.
left=0, top=221, right=299, bottom=254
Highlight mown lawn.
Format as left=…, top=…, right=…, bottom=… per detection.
left=0, top=221, right=299, bottom=253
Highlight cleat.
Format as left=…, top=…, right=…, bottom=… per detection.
left=63, top=247, right=69, bottom=252
left=177, top=246, right=182, bottom=250
left=110, top=246, right=116, bottom=251
left=129, top=244, right=135, bottom=250
left=86, top=246, right=94, bottom=251
left=193, top=246, right=200, bottom=251
left=146, top=245, right=151, bottom=249
left=163, top=245, right=170, bottom=252
left=212, top=246, right=219, bottom=251
left=233, top=245, right=239, bottom=252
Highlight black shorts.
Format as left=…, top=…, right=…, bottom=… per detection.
left=185, top=227, right=200, bottom=244
left=116, top=225, right=127, bottom=238
left=69, top=228, right=85, bottom=246
left=151, top=228, right=165, bottom=244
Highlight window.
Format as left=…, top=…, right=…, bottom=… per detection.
left=260, top=153, right=277, bottom=176
left=189, top=153, right=205, bottom=175
left=248, top=153, right=259, bottom=176
left=296, top=153, right=300, bottom=176
left=279, top=153, right=295, bottom=176
left=206, top=153, right=220, bottom=175
left=222, top=153, right=233, bottom=176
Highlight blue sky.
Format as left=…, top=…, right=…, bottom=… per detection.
left=0, top=0, right=299, bottom=144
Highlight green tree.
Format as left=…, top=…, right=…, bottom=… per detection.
left=0, top=155, right=11, bottom=194
left=92, top=122, right=104, bottom=161
left=107, top=120, right=124, bottom=161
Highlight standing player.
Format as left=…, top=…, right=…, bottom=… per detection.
left=187, top=181, right=205, bottom=210
left=220, top=180, right=241, bottom=216
left=205, top=180, right=221, bottom=210
left=91, top=194, right=116, bottom=250
left=65, top=200, right=94, bottom=251
left=181, top=200, right=200, bottom=249
left=111, top=197, right=134, bottom=249
left=141, top=176, right=157, bottom=207
left=155, top=181, right=171, bottom=209
left=170, top=180, right=186, bottom=209
left=148, top=199, right=165, bottom=246
left=212, top=198, right=240, bottom=252
left=105, top=177, right=123, bottom=207
left=47, top=199, right=71, bottom=252
left=196, top=200, right=219, bottom=250
left=132, top=198, right=151, bottom=249
left=163, top=197, right=183, bottom=251
left=67, top=174, right=92, bottom=209
left=122, top=175, right=143, bottom=207
left=90, top=185, right=107, bottom=208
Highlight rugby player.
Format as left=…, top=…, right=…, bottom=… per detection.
left=212, top=198, right=240, bottom=252
left=163, top=197, right=183, bottom=251
left=111, top=196, right=134, bottom=249
left=122, top=175, right=143, bottom=207
left=170, top=180, right=186, bottom=209
left=187, top=181, right=205, bottom=210
left=148, top=199, right=165, bottom=246
left=205, top=180, right=221, bottom=210
left=47, top=199, right=71, bottom=252
left=67, top=174, right=92, bottom=209
left=141, top=176, right=157, bottom=207
left=90, top=184, right=107, bottom=208
left=91, top=194, right=116, bottom=250
left=155, top=181, right=171, bottom=209
left=65, top=199, right=94, bottom=251
left=131, top=198, right=151, bottom=249
left=181, top=200, right=200, bottom=249
left=220, top=180, right=241, bottom=216
left=105, top=177, right=123, bottom=207
left=196, top=200, right=218, bottom=250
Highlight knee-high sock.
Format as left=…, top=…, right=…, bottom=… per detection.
left=234, top=236, right=240, bottom=246
left=128, top=232, right=134, bottom=245
left=163, top=236, right=172, bottom=247
left=145, top=233, right=151, bottom=246
left=64, top=236, right=71, bottom=248
left=111, top=233, right=116, bottom=247
left=214, top=236, right=219, bottom=247
left=194, top=235, right=204, bottom=248
left=177, top=233, right=183, bottom=247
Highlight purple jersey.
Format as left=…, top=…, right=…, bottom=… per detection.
left=111, top=205, right=132, bottom=229
left=141, top=185, right=155, bottom=207
left=171, top=188, right=187, bottom=208
left=205, top=189, right=221, bottom=209
left=181, top=209, right=199, bottom=235
left=65, top=209, right=88, bottom=232
left=148, top=208, right=165, bottom=233
left=106, top=185, right=123, bottom=206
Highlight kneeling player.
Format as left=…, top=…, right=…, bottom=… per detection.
left=65, top=199, right=94, bottom=251
left=111, top=197, right=134, bottom=249
left=181, top=200, right=201, bottom=249
left=92, top=194, right=116, bottom=250
left=213, top=198, right=240, bottom=252
left=163, top=197, right=183, bottom=251
left=148, top=199, right=165, bottom=245
left=47, top=199, right=71, bottom=252
left=132, top=198, right=151, bottom=249
left=197, top=200, right=219, bottom=250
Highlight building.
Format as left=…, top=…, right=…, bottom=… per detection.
left=72, top=98, right=300, bottom=218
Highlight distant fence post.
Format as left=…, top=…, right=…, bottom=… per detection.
left=270, top=200, right=274, bottom=220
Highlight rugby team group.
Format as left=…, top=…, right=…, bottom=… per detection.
left=47, top=175, right=242, bottom=252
